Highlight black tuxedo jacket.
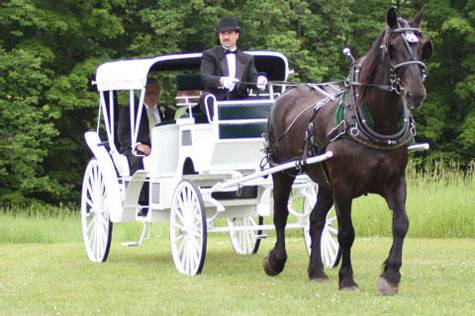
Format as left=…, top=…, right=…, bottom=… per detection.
left=118, top=103, right=175, bottom=155
left=200, top=47, right=258, bottom=100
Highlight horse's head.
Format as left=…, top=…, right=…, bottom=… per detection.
left=382, top=8, right=432, bottom=108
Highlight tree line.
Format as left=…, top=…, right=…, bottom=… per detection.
left=0, top=0, right=473, bottom=205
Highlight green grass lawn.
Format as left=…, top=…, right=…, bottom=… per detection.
left=0, top=163, right=473, bottom=314
left=0, top=232, right=473, bottom=315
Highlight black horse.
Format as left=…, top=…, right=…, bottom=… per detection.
left=264, top=8, right=432, bottom=295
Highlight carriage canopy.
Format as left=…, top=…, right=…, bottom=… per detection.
left=94, top=51, right=289, bottom=92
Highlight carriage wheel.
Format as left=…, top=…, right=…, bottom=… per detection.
left=227, top=215, right=263, bottom=255
left=299, top=184, right=339, bottom=268
left=81, top=159, right=113, bottom=262
left=170, top=180, right=207, bottom=275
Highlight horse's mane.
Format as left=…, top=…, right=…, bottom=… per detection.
left=358, top=30, right=387, bottom=105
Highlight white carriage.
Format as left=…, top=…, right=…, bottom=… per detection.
left=81, top=51, right=339, bottom=275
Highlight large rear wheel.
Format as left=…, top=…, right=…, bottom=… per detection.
left=81, top=159, right=113, bottom=262
left=170, top=180, right=207, bottom=275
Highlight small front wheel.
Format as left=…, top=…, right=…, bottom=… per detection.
left=170, top=180, right=207, bottom=275
left=299, top=184, right=339, bottom=268
left=227, top=215, right=263, bottom=255
left=81, top=159, right=113, bottom=262
left=304, top=209, right=339, bottom=268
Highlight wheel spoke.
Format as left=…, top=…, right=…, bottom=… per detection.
left=86, top=178, right=94, bottom=200
left=245, top=232, right=252, bottom=252
left=172, top=222, right=186, bottom=231
left=92, top=226, right=98, bottom=260
left=87, top=215, right=96, bottom=237
left=177, top=199, right=186, bottom=221
left=184, top=244, right=190, bottom=273
left=174, top=207, right=186, bottom=225
left=84, top=196, right=94, bottom=209
left=190, top=243, right=199, bottom=270
left=189, top=228, right=202, bottom=239
left=327, top=230, right=339, bottom=250
left=322, top=240, right=329, bottom=266
left=174, top=233, right=185, bottom=243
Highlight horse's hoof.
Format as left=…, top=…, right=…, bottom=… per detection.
left=309, top=270, right=329, bottom=282
left=377, top=277, right=399, bottom=296
left=339, top=279, right=359, bottom=291
left=340, top=285, right=358, bottom=291
left=263, top=256, right=283, bottom=276
left=311, top=276, right=330, bottom=283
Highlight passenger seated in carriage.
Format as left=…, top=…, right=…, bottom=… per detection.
left=199, top=17, right=267, bottom=121
left=117, top=78, right=175, bottom=216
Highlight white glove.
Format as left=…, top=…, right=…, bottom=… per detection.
left=257, top=75, right=268, bottom=91
left=221, top=76, right=239, bottom=91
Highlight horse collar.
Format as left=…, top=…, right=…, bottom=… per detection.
left=336, top=90, right=416, bottom=150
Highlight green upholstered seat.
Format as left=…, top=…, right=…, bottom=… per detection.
left=217, top=102, right=272, bottom=139
left=176, top=74, right=203, bottom=90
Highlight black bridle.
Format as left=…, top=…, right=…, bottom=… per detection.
left=338, top=18, right=429, bottom=149
left=349, top=19, right=429, bottom=95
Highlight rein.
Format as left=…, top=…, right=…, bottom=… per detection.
left=235, top=79, right=345, bottom=89
left=265, top=19, right=427, bottom=158
left=339, top=22, right=420, bottom=150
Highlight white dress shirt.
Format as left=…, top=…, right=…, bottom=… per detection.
left=224, top=47, right=237, bottom=91
left=145, top=103, right=161, bottom=136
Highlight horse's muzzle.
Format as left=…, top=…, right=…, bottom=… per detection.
left=405, top=89, right=426, bottom=109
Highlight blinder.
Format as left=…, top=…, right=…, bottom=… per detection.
left=379, top=21, right=431, bottom=93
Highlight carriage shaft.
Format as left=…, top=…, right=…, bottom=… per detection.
left=209, top=151, right=333, bottom=192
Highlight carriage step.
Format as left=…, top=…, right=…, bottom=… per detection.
left=121, top=222, right=151, bottom=247
left=256, top=234, right=269, bottom=239
left=122, top=241, right=140, bottom=247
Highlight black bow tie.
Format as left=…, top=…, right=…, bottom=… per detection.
left=224, top=49, right=237, bottom=55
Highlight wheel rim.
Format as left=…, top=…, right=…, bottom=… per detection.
left=170, top=180, right=207, bottom=275
left=81, top=159, right=113, bottom=262
left=227, top=216, right=262, bottom=255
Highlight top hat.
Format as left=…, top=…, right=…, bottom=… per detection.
left=216, top=17, right=241, bottom=33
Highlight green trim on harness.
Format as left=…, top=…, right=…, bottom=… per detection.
left=360, top=105, right=375, bottom=127
left=334, top=91, right=415, bottom=146
left=335, top=92, right=346, bottom=123
left=336, top=92, right=405, bottom=131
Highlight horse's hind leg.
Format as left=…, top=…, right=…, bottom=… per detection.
left=378, top=176, right=409, bottom=296
left=334, top=189, right=359, bottom=290
left=264, top=171, right=295, bottom=276
left=308, top=186, right=334, bottom=281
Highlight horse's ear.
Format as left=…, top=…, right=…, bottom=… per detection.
left=387, top=7, right=398, bottom=29
left=421, top=39, right=433, bottom=60
left=412, top=7, right=424, bottom=27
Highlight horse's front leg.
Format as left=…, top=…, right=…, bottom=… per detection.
left=308, top=186, right=334, bottom=281
left=378, top=175, right=409, bottom=295
left=264, top=171, right=295, bottom=276
left=334, top=189, right=358, bottom=290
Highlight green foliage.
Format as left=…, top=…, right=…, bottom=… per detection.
left=0, top=1, right=473, bottom=205
left=0, top=48, right=58, bottom=204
